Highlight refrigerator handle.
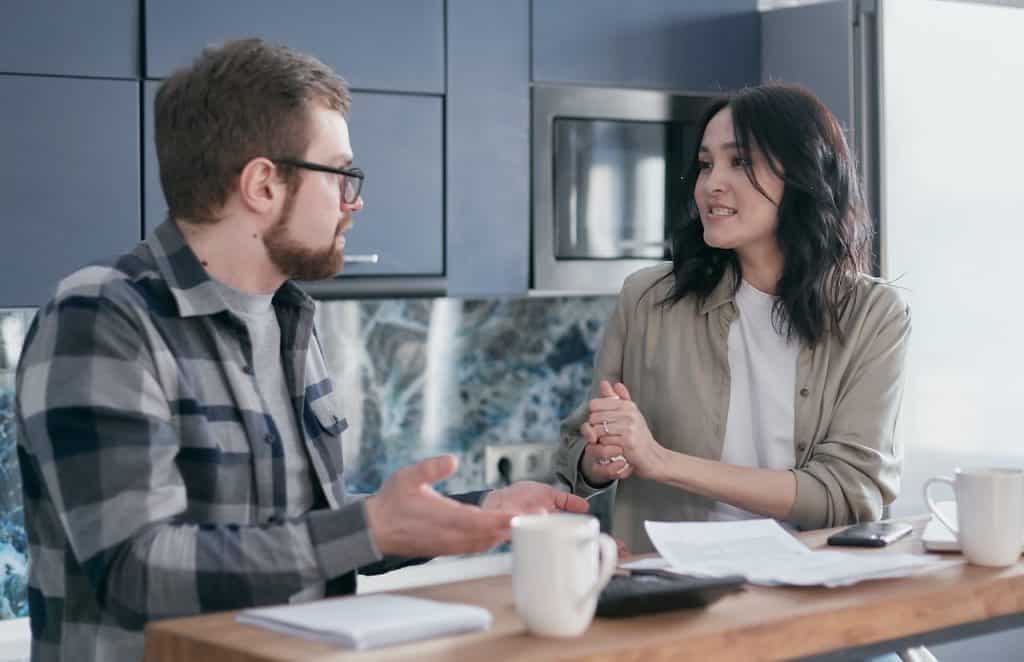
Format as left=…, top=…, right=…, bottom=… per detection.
left=853, top=0, right=882, bottom=276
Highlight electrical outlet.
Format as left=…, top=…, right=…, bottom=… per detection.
left=484, top=443, right=557, bottom=487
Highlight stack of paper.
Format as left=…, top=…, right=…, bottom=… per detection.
left=237, top=594, right=492, bottom=650
left=634, top=519, right=959, bottom=588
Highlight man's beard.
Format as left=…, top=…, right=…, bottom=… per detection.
left=263, top=195, right=344, bottom=281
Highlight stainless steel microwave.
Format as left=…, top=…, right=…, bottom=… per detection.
left=531, top=84, right=715, bottom=294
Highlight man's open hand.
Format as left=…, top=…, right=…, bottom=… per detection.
left=365, top=455, right=513, bottom=557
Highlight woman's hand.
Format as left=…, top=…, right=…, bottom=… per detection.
left=579, top=380, right=633, bottom=485
left=578, top=431, right=634, bottom=485
left=587, top=380, right=667, bottom=480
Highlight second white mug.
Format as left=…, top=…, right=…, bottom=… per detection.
left=924, top=467, right=1024, bottom=567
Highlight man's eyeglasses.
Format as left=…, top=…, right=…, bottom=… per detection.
left=272, top=158, right=365, bottom=204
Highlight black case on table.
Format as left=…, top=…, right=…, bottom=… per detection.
left=596, top=570, right=745, bottom=618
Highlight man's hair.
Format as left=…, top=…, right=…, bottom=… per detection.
left=154, top=38, right=351, bottom=225
left=656, top=82, right=873, bottom=346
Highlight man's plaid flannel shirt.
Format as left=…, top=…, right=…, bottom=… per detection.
left=17, top=220, right=393, bottom=661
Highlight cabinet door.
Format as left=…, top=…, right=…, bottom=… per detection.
left=761, top=0, right=854, bottom=135
left=0, top=0, right=137, bottom=78
left=339, top=93, right=443, bottom=276
left=144, top=0, right=444, bottom=94
left=446, top=0, right=530, bottom=296
left=532, top=0, right=760, bottom=91
left=0, top=76, right=140, bottom=307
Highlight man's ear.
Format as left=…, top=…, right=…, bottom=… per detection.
left=237, top=157, right=286, bottom=217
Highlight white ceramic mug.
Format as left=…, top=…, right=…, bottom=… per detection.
left=924, top=467, right=1024, bottom=567
left=510, top=512, right=617, bottom=637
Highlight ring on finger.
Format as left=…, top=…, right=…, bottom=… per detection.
left=601, top=420, right=610, bottom=434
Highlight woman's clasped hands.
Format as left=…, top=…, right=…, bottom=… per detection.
left=579, top=380, right=667, bottom=484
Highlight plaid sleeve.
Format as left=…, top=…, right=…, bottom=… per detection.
left=16, top=291, right=381, bottom=628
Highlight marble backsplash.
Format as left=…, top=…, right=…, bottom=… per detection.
left=0, top=295, right=615, bottom=618
left=314, top=297, right=616, bottom=493
left=0, top=309, right=32, bottom=619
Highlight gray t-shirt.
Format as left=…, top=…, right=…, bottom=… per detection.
left=211, top=279, right=316, bottom=518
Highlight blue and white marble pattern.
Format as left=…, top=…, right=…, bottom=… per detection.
left=0, top=309, right=33, bottom=619
left=315, top=296, right=616, bottom=494
left=0, top=296, right=615, bottom=619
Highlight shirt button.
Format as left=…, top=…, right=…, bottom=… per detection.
left=799, top=387, right=810, bottom=397
left=242, top=364, right=254, bottom=375
left=264, top=433, right=276, bottom=445
left=797, top=442, right=808, bottom=452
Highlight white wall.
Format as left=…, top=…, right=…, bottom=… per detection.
left=878, top=3, right=1024, bottom=657
left=880, top=0, right=1024, bottom=514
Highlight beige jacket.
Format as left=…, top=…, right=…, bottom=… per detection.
left=556, top=264, right=911, bottom=552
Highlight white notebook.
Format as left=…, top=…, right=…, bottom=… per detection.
left=922, top=501, right=1024, bottom=552
left=237, top=594, right=492, bottom=650
left=922, top=501, right=959, bottom=552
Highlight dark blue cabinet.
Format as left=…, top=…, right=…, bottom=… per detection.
left=0, top=0, right=139, bottom=78
left=532, top=0, right=761, bottom=91
left=446, top=0, right=530, bottom=296
left=761, top=1, right=854, bottom=134
left=340, top=92, right=443, bottom=276
left=0, top=76, right=140, bottom=307
left=144, top=0, right=444, bottom=94
left=144, top=86, right=443, bottom=277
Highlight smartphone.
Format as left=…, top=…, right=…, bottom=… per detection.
left=826, top=522, right=913, bottom=548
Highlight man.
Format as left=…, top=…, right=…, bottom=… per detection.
left=15, top=39, right=586, bottom=662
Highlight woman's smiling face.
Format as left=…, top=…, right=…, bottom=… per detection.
left=694, top=107, right=785, bottom=258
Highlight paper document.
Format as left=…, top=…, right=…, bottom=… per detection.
left=237, top=594, right=492, bottom=650
left=638, top=519, right=959, bottom=587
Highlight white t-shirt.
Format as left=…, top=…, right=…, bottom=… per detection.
left=710, top=279, right=800, bottom=521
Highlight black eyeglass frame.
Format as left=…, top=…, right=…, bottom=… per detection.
left=271, top=158, right=365, bottom=204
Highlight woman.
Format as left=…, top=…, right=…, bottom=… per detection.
left=555, top=82, right=911, bottom=554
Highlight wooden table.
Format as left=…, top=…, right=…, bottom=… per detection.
left=144, top=517, right=1024, bottom=661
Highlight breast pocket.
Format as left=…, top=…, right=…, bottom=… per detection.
left=306, top=395, right=349, bottom=477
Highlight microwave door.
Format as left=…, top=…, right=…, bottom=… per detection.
left=531, top=85, right=708, bottom=294
left=554, top=119, right=670, bottom=261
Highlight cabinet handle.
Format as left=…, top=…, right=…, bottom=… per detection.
left=343, top=253, right=380, bottom=264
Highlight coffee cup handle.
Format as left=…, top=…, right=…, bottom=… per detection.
left=576, top=533, right=618, bottom=606
left=923, top=475, right=958, bottom=538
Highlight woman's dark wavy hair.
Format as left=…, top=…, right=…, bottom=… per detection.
left=659, top=82, right=873, bottom=346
